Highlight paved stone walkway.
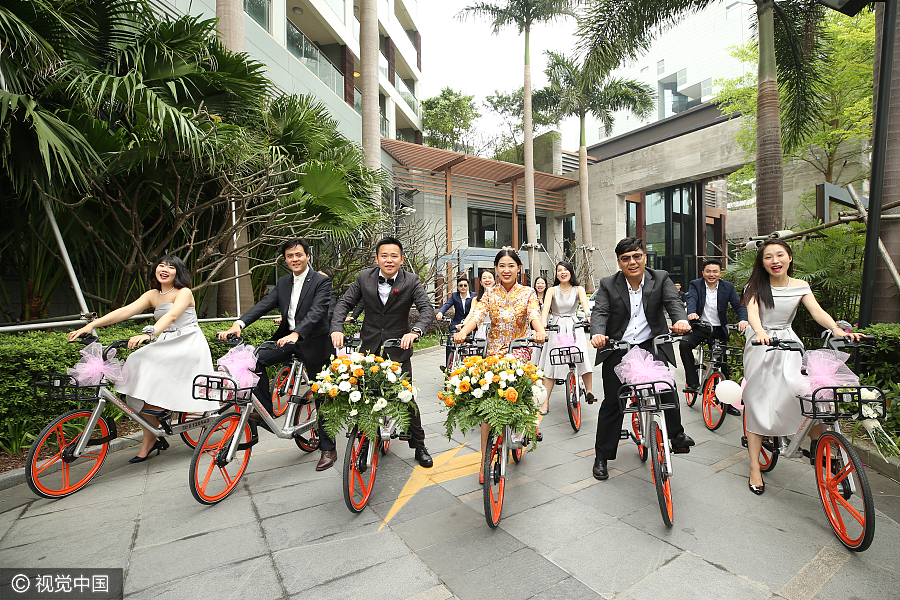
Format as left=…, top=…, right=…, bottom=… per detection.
left=2, top=347, right=899, bottom=599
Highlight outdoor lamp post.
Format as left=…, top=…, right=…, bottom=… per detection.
left=817, top=0, right=896, bottom=327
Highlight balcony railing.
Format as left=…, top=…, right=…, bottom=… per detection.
left=381, top=114, right=390, bottom=137
left=354, top=88, right=362, bottom=115
left=396, top=130, right=413, bottom=143
left=396, top=77, right=418, bottom=115
left=245, top=0, right=270, bottom=32
left=379, top=51, right=389, bottom=79
left=286, top=20, right=344, bottom=99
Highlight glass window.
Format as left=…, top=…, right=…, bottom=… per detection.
left=657, top=59, right=665, bottom=75
left=626, top=202, right=638, bottom=238
left=562, top=216, right=575, bottom=258
left=244, top=0, right=270, bottom=31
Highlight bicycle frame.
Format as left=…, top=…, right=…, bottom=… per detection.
left=625, top=383, right=674, bottom=476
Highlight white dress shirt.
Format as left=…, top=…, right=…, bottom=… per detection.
left=623, top=282, right=652, bottom=344
left=286, top=267, right=309, bottom=330
left=701, top=282, right=721, bottom=327
left=377, top=270, right=396, bottom=305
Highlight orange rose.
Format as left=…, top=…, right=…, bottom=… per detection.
left=370, top=366, right=379, bottom=373
left=506, top=389, right=518, bottom=402
left=310, top=383, right=319, bottom=392
left=331, top=361, right=341, bottom=370
left=374, top=356, right=384, bottom=363
left=391, top=365, right=400, bottom=371
left=353, top=368, right=364, bottom=377
left=492, top=375, right=501, bottom=383
left=401, top=380, right=410, bottom=388
left=438, top=392, right=445, bottom=402
left=349, top=377, right=358, bottom=385
left=479, top=378, right=487, bottom=386
left=328, top=387, right=339, bottom=398
left=445, top=397, right=455, bottom=407
left=459, top=380, right=471, bottom=392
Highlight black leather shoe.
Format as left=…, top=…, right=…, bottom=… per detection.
left=672, top=432, right=695, bottom=449
left=585, top=392, right=596, bottom=404
left=748, top=476, right=765, bottom=495
left=592, top=457, right=608, bottom=480
left=726, top=405, right=742, bottom=416
left=415, top=446, right=433, bottom=468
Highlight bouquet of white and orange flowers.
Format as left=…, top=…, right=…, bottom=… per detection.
left=314, top=351, right=417, bottom=441
left=441, top=353, right=546, bottom=445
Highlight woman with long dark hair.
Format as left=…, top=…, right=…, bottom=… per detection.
left=454, top=248, right=547, bottom=482
left=536, top=262, right=593, bottom=414
left=68, top=255, right=218, bottom=463
left=530, top=276, right=549, bottom=365
left=742, top=240, right=859, bottom=495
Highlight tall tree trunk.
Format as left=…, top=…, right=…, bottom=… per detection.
left=578, top=113, right=594, bottom=292
left=360, top=0, right=381, bottom=203
left=755, top=0, right=784, bottom=236
left=523, top=28, right=537, bottom=280
left=873, top=3, right=900, bottom=323
left=216, top=0, right=253, bottom=316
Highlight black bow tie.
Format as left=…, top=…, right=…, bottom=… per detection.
left=378, top=275, right=395, bottom=286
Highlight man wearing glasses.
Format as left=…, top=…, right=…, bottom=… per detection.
left=589, top=237, right=695, bottom=480
left=435, top=275, right=474, bottom=371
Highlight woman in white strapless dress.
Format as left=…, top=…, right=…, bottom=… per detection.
left=68, top=255, right=217, bottom=462
left=742, top=240, right=860, bottom=495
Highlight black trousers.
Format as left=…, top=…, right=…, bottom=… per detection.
left=373, top=346, right=425, bottom=449
left=594, top=339, right=685, bottom=461
left=679, top=328, right=729, bottom=389
left=251, top=340, right=335, bottom=452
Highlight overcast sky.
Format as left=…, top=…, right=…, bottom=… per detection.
left=416, top=0, right=582, bottom=152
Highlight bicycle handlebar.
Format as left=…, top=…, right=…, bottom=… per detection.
left=604, top=332, right=681, bottom=356
left=215, top=334, right=245, bottom=347
left=103, top=337, right=149, bottom=361
left=546, top=320, right=590, bottom=333
left=751, top=337, right=805, bottom=354
left=70, top=332, right=99, bottom=345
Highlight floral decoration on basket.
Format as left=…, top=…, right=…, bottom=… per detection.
left=314, top=351, right=416, bottom=441
left=441, top=353, right=546, bottom=444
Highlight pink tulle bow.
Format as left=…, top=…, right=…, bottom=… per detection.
left=217, top=344, right=260, bottom=389
left=556, top=333, right=575, bottom=348
left=67, top=342, right=128, bottom=386
left=801, top=349, right=859, bottom=399
left=614, top=347, right=675, bottom=386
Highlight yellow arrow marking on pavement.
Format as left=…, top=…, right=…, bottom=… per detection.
left=378, top=415, right=544, bottom=530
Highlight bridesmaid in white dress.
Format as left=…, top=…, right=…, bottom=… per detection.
left=742, top=240, right=859, bottom=495
left=68, top=255, right=217, bottom=462
left=530, top=276, right=548, bottom=365
left=537, top=262, right=594, bottom=414
left=463, top=270, right=494, bottom=340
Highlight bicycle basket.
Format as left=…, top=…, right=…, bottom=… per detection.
left=34, top=372, right=102, bottom=402
left=193, top=374, right=254, bottom=405
left=798, top=386, right=886, bottom=421
left=617, top=380, right=678, bottom=413
left=549, top=347, right=584, bottom=366
left=723, top=345, right=744, bottom=368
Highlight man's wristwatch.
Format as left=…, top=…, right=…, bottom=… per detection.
left=411, top=327, right=424, bottom=339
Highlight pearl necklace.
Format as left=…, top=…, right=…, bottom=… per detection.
left=159, top=287, right=175, bottom=296
left=771, top=277, right=791, bottom=291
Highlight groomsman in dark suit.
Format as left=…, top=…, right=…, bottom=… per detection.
left=680, top=259, right=748, bottom=413
left=436, top=275, right=474, bottom=369
left=219, top=237, right=338, bottom=471
left=589, top=237, right=695, bottom=480
left=331, top=237, right=436, bottom=468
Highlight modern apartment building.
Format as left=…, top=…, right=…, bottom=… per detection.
left=161, top=0, right=424, bottom=154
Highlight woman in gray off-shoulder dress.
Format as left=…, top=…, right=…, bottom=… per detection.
left=68, top=255, right=217, bottom=463
left=742, top=240, right=859, bottom=495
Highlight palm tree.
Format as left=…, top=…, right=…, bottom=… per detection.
left=535, top=49, right=653, bottom=291
left=579, top=0, right=828, bottom=236
left=459, top=0, right=575, bottom=277
left=359, top=0, right=381, bottom=193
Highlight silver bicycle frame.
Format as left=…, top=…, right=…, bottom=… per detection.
left=769, top=412, right=858, bottom=494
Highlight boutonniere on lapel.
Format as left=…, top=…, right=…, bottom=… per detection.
left=392, top=289, right=399, bottom=295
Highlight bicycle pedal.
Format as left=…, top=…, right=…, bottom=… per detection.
left=535, top=431, right=543, bottom=442
left=397, top=432, right=411, bottom=441
left=740, top=436, right=748, bottom=448
left=672, top=446, right=690, bottom=455
left=619, top=430, right=630, bottom=440
left=555, top=379, right=565, bottom=385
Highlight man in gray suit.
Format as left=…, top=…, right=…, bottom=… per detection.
left=331, top=237, right=436, bottom=468
left=589, top=237, right=695, bottom=480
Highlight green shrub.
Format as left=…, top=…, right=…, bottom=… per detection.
left=859, top=322, right=900, bottom=388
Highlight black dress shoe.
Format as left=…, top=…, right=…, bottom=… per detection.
left=592, top=457, right=609, bottom=480
left=748, top=476, right=765, bottom=495
left=415, top=446, right=433, bottom=468
left=129, top=437, right=169, bottom=463
left=726, top=405, right=742, bottom=416
left=672, top=432, right=695, bottom=449
left=585, top=392, right=596, bottom=404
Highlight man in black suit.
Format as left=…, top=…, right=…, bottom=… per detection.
left=680, top=259, right=748, bottom=413
left=589, top=237, right=695, bottom=480
left=219, top=238, right=338, bottom=471
left=331, top=237, right=436, bottom=468
left=436, top=275, right=474, bottom=369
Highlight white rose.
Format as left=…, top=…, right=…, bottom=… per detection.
left=387, top=372, right=397, bottom=383
left=860, top=389, right=878, bottom=401
left=350, top=364, right=361, bottom=372
left=349, top=409, right=358, bottom=417
left=340, top=373, right=349, bottom=380
left=383, top=360, right=393, bottom=368
left=482, top=383, right=490, bottom=391
left=449, top=376, right=460, bottom=387
left=499, top=381, right=507, bottom=388
left=349, top=390, right=362, bottom=403
left=472, top=388, right=484, bottom=399
left=398, top=389, right=413, bottom=403
left=337, top=364, right=348, bottom=373
left=484, top=371, right=494, bottom=381
left=350, top=352, right=363, bottom=362
left=338, top=381, right=352, bottom=392
left=532, top=385, right=544, bottom=399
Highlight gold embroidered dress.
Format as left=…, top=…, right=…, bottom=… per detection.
left=469, top=283, right=541, bottom=360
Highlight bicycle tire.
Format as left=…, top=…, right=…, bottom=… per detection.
left=742, top=413, right=779, bottom=472
left=702, top=372, right=727, bottom=431
left=649, top=420, right=674, bottom=527
left=27, top=409, right=111, bottom=499
left=633, top=412, right=648, bottom=462
left=173, top=411, right=208, bottom=449
left=290, top=392, right=319, bottom=452
left=380, top=438, right=390, bottom=456
left=483, top=433, right=505, bottom=528
left=189, top=413, right=253, bottom=505
left=814, top=431, right=875, bottom=551
left=566, top=371, right=581, bottom=432
left=343, top=426, right=378, bottom=513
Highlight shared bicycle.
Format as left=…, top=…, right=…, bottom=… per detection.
left=683, top=321, right=744, bottom=431
left=546, top=320, right=591, bottom=432
left=741, top=334, right=884, bottom=551
left=188, top=339, right=322, bottom=505
left=27, top=334, right=233, bottom=499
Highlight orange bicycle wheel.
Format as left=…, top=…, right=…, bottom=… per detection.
left=291, top=393, right=319, bottom=452
left=483, top=433, right=505, bottom=528
left=27, top=410, right=111, bottom=499
left=702, top=372, right=726, bottom=431
left=565, top=371, right=581, bottom=432
left=814, top=431, right=874, bottom=551
left=173, top=411, right=209, bottom=449
left=189, top=413, right=254, bottom=505
left=649, top=421, right=674, bottom=527
left=632, top=412, right=648, bottom=462
left=271, top=365, right=292, bottom=417
left=742, top=412, right=779, bottom=472
left=343, top=426, right=379, bottom=512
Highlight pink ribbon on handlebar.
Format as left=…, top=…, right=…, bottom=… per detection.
left=216, top=344, right=260, bottom=389
left=67, top=342, right=128, bottom=386
left=614, top=347, right=675, bottom=387
left=800, top=349, right=859, bottom=399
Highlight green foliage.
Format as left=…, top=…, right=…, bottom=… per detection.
left=485, top=87, right=559, bottom=162
left=0, top=416, right=35, bottom=455
left=859, top=323, right=900, bottom=389
left=422, top=87, right=482, bottom=153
